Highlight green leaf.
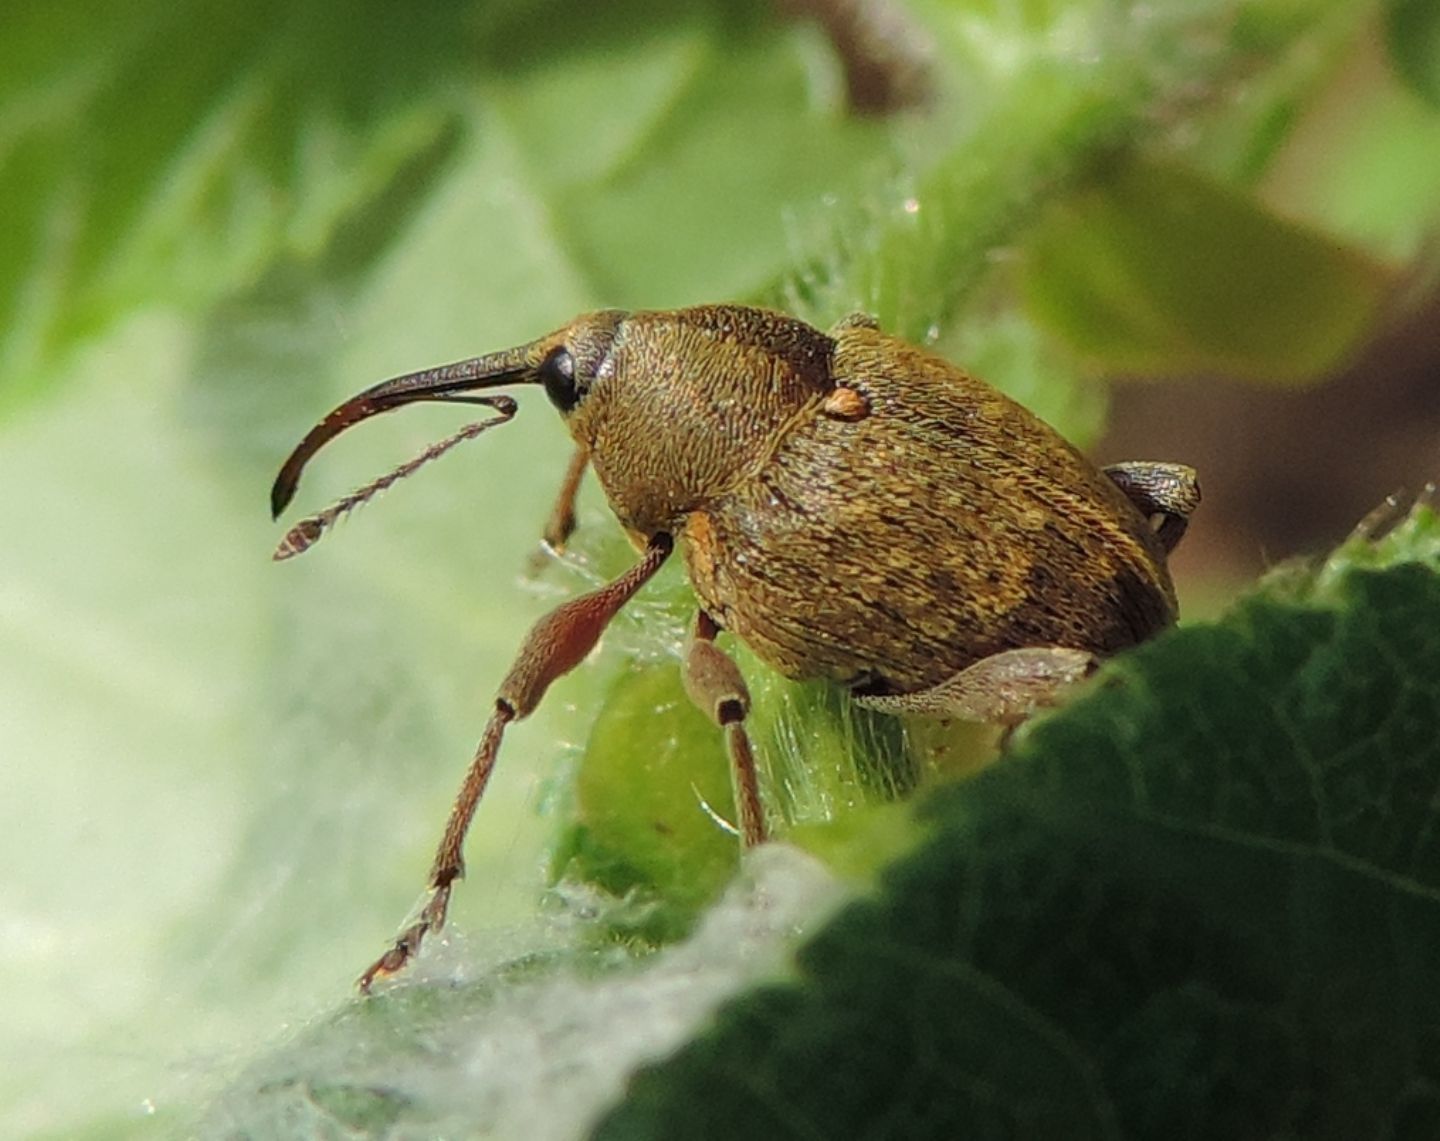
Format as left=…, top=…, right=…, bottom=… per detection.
left=595, top=500, right=1440, bottom=1138
left=768, top=0, right=1374, bottom=351
left=556, top=661, right=740, bottom=944
left=1020, top=159, right=1392, bottom=383
left=0, top=0, right=473, bottom=412
left=0, top=0, right=890, bottom=415
left=200, top=846, right=852, bottom=1138
left=1387, top=0, right=1440, bottom=107
left=196, top=500, right=1440, bottom=1138
left=9, top=0, right=1431, bottom=1134
left=554, top=571, right=937, bottom=945
left=472, top=0, right=893, bottom=308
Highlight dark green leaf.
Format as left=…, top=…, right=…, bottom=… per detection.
left=0, top=0, right=475, bottom=412
left=595, top=503, right=1440, bottom=1139
left=1020, top=159, right=1391, bottom=383
left=10, top=0, right=1425, bottom=1134
left=0, top=0, right=890, bottom=415
left=1387, top=0, right=1440, bottom=107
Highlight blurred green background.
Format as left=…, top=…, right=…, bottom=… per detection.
left=2, top=0, right=1438, bottom=1135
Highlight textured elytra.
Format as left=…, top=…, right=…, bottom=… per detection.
left=561, top=306, right=1178, bottom=695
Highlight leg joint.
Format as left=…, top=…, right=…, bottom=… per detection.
left=716, top=696, right=747, bottom=725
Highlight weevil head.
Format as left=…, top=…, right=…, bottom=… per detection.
left=271, top=304, right=834, bottom=542
left=269, top=313, right=625, bottom=521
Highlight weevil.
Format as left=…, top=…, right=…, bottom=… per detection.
left=270, top=304, right=1199, bottom=990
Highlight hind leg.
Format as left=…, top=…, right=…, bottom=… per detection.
left=852, top=646, right=1097, bottom=728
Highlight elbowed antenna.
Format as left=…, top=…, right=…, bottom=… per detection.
left=270, top=342, right=545, bottom=520
left=272, top=397, right=518, bottom=561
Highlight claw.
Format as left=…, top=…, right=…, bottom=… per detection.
left=357, top=929, right=421, bottom=994
left=355, top=885, right=453, bottom=993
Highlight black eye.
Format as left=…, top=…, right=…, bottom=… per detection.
left=540, top=347, right=582, bottom=414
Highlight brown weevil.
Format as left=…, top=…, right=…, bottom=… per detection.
left=270, top=304, right=1199, bottom=990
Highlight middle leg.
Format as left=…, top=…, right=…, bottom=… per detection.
left=682, top=611, right=768, bottom=847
